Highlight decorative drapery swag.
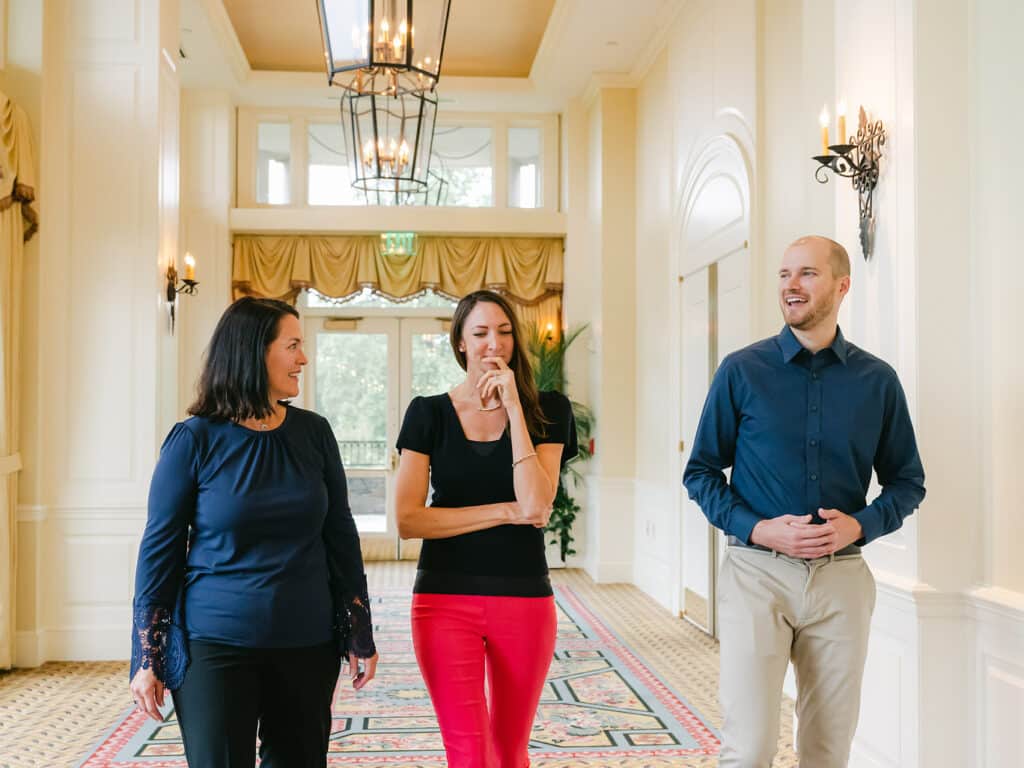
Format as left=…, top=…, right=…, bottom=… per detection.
left=0, top=94, right=38, bottom=242
left=1, top=91, right=37, bottom=668
left=232, top=234, right=564, bottom=335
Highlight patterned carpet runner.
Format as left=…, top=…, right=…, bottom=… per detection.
left=79, top=586, right=719, bottom=767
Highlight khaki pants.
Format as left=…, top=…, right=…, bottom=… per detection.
left=717, top=546, right=876, bottom=768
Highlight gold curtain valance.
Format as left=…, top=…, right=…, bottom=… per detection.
left=232, top=235, right=564, bottom=307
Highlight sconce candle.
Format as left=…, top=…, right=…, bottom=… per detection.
left=837, top=100, right=847, bottom=144
left=184, top=252, right=196, bottom=282
left=811, top=106, right=886, bottom=259
left=819, top=106, right=830, bottom=154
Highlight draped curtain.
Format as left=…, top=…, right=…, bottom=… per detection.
left=232, top=235, right=564, bottom=337
left=0, top=92, right=38, bottom=669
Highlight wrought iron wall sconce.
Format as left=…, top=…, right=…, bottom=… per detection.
left=165, top=253, right=198, bottom=333
left=812, top=105, right=886, bottom=259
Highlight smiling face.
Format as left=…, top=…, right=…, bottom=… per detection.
left=265, top=313, right=307, bottom=402
left=778, top=238, right=850, bottom=332
left=457, top=300, right=515, bottom=374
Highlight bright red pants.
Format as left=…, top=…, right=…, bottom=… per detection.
left=411, top=592, right=557, bottom=768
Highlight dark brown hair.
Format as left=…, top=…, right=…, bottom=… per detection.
left=450, top=290, right=548, bottom=436
left=188, top=297, right=299, bottom=421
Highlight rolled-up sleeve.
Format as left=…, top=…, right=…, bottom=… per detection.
left=853, top=375, right=926, bottom=544
left=682, top=359, right=762, bottom=543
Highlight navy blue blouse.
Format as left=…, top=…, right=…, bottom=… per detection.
left=130, top=405, right=375, bottom=690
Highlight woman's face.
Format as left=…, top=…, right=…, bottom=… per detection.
left=266, top=314, right=307, bottom=402
left=459, top=301, right=515, bottom=373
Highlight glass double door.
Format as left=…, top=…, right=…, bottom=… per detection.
left=304, top=316, right=465, bottom=560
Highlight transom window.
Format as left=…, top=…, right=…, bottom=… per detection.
left=238, top=109, right=557, bottom=211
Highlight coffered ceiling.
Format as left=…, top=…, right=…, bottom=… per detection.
left=221, top=0, right=556, bottom=77
left=179, top=0, right=682, bottom=112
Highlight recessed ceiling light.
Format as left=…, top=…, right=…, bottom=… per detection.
left=605, top=40, right=619, bottom=47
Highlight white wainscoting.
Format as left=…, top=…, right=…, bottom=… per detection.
left=16, top=506, right=144, bottom=665
left=847, top=575, right=1024, bottom=768
left=632, top=479, right=677, bottom=613
left=971, top=587, right=1024, bottom=768
left=584, top=476, right=635, bottom=584
left=851, top=572, right=925, bottom=768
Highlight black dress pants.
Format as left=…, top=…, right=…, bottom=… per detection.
left=171, top=639, right=341, bottom=768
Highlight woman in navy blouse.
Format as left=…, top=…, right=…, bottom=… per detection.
left=129, top=297, right=378, bottom=767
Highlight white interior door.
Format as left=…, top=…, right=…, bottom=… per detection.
left=305, top=316, right=400, bottom=560
left=712, top=247, right=752, bottom=579
left=396, top=317, right=465, bottom=560
left=304, top=315, right=464, bottom=560
left=680, top=266, right=716, bottom=633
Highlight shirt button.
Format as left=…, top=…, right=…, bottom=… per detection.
left=810, top=439, right=818, bottom=446
left=810, top=405, right=819, bottom=412
left=810, top=474, right=818, bottom=481
left=812, top=372, right=819, bottom=380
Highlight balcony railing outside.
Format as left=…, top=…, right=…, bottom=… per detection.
left=339, top=440, right=388, bottom=468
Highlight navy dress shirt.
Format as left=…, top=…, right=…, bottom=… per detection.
left=683, top=326, right=926, bottom=546
left=130, top=405, right=374, bottom=689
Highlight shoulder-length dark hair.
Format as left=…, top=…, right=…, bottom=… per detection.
left=450, top=290, right=548, bottom=436
left=188, top=297, right=299, bottom=421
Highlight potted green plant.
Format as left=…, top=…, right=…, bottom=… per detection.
left=526, top=324, right=594, bottom=564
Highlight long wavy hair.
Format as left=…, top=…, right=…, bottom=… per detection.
left=188, top=297, right=299, bottom=422
left=450, top=290, right=548, bottom=437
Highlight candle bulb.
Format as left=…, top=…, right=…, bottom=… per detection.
left=837, top=100, right=847, bottom=144
left=184, top=252, right=196, bottom=282
left=819, top=105, right=830, bottom=154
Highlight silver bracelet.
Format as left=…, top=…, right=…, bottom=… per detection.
left=512, top=451, right=537, bottom=467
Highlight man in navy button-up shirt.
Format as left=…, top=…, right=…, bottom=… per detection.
left=684, top=236, right=925, bottom=767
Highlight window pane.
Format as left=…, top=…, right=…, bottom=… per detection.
left=256, top=123, right=291, bottom=205
left=308, top=122, right=364, bottom=205
left=411, top=333, right=465, bottom=399
left=315, top=333, right=388, bottom=469
left=432, top=125, right=493, bottom=207
left=509, top=126, right=542, bottom=208
left=347, top=476, right=386, bottom=532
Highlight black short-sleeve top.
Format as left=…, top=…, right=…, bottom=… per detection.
left=397, top=390, right=578, bottom=597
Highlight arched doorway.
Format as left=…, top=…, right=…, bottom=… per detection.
left=676, top=134, right=753, bottom=637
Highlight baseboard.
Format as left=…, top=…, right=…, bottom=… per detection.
left=584, top=558, right=634, bottom=584
left=14, top=630, right=43, bottom=668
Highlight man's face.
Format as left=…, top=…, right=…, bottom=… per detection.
left=777, top=241, right=848, bottom=331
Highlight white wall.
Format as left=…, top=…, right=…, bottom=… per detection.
left=627, top=0, right=1024, bottom=765
left=631, top=0, right=763, bottom=611
left=970, top=2, right=1024, bottom=766
left=581, top=85, right=637, bottom=583
left=178, top=89, right=235, bottom=413
left=632, top=47, right=675, bottom=609
left=16, top=0, right=181, bottom=665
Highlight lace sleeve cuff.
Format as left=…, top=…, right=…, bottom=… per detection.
left=334, top=580, right=377, bottom=658
left=130, top=604, right=189, bottom=690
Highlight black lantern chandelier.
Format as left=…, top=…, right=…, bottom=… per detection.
left=341, top=88, right=437, bottom=194
left=319, top=1, right=450, bottom=198
left=317, top=0, right=452, bottom=96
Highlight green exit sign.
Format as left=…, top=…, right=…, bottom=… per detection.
left=380, top=232, right=417, bottom=257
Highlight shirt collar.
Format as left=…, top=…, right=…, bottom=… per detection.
left=778, top=325, right=849, bottom=365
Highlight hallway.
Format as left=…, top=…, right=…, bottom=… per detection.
left=0, top=564, right=798, bottom=767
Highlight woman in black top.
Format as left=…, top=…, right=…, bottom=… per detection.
left=395, top=290, right=577, bottom=767
left=129, top=297, right=378, bottom=768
